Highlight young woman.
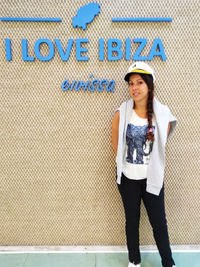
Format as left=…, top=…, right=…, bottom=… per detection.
left=111, top=62, right=177, bottom=267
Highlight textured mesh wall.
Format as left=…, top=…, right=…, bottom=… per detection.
left=0, top=0, right=199, bottom=245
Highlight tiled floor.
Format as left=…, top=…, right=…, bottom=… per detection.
left=0, top=251, right=200, bottom=267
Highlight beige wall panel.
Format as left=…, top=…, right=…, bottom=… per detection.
left=0, top=0, right=199, bottom=245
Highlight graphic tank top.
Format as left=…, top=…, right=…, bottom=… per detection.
left=122, top=109, right=156, bottom=180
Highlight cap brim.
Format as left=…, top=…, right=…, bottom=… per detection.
left=124, top=70, right=154, bottom=82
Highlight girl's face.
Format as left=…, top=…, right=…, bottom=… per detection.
left=128, top=73, right=149, bottom=105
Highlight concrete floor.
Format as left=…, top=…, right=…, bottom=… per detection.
left=0, top=251, right=200, bottom=267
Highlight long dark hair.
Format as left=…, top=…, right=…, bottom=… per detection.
left=132, top=73, right=155, bottom=141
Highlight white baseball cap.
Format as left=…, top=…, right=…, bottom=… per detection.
left=124, top=61, right=155, bottom=82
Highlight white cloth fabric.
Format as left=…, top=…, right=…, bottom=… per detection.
left=122, top=109, right=156, bottom=180
left=115, top=97, right=177, bottom=196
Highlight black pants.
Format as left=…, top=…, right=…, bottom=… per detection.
left=117, top=172, right=175, bottom=267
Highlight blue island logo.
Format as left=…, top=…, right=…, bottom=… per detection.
left=72, top=2, right=100, bottom=30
